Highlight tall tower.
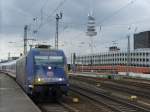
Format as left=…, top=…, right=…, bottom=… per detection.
left=86, top=13, right=97, bottom=65
left=86, top=13, right=97, bottom=37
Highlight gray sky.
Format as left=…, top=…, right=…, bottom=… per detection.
left=1, top=0, right=150, bottom=59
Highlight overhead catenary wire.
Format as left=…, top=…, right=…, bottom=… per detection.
left=36, top=0, right=139, bottom=40
left=28, top=0, right=67, bottom=38
left=45, top=0, right=135, bottom=37
left=30, top=0, right=144, bottom=50
left=57, top=0, right=138, bottom=37
left=98, top=0, right=137, bottom=25
left=38, top=0, right=68, bottom=30
left=40, top=0, right=49, bottom=25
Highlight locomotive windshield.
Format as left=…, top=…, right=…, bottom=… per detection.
left=34, top=56, right=64, bottom=67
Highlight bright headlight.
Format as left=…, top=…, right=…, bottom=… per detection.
left=58, top=78, right=63, bottom=81
left=38, top=78, right=41, bottom=82
left=48, top=66, right=52, bottom=70
left=35, top=74, right=44, bottom=83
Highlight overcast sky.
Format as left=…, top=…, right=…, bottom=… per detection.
left=1, top=0, right=150, bottom=60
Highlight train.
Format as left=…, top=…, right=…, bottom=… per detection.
left=0, top=46, right=69, bottom=98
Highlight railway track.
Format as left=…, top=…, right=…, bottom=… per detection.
left=69, top=91, right=114, bottom=112
left=37, top=94, right=115, bottom=112
left=38, top=100, right=79, bottom=112
left=36, top=75, right=150, bottom=112
left=101, top=81, right=150, bottom=99
left=114, top=78, right=150, bottom=89
left=70, top=75, right=150, bottom=99
left=37, top=92, right=115, bottom=112
left=70, top=80, right=150, bottom=112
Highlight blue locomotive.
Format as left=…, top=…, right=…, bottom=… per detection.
left=0, top=47, right=69, bottom=98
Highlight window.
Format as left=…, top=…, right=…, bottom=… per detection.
left=34, top=55, right=64, bottom=67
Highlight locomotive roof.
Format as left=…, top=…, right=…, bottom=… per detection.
left=30, top=48, right=63, bottom=52
left=28, top=48, right=65, bottom=55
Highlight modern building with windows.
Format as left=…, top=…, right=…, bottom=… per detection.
left=75, top=49, right=150, bottom=73
left=134, top=31, right=150, bottom=49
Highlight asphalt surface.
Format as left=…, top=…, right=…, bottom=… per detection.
left=0, top=73, right=41, bottom=112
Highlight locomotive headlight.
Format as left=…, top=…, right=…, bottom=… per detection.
left=48, top=66, right=52, bottom=70
left=38, top=77, right=41, bottom=82
left=58, top=78, right=63, bottom=81
left=58, top=78, right=64, bottom=81
left=35, top=74, right=44, bottom=84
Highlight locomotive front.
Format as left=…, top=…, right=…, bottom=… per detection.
left=27, top=49, right=69, bottom=97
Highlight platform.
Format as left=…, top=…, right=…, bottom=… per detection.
left=0, top=73, right=41, bottom=112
